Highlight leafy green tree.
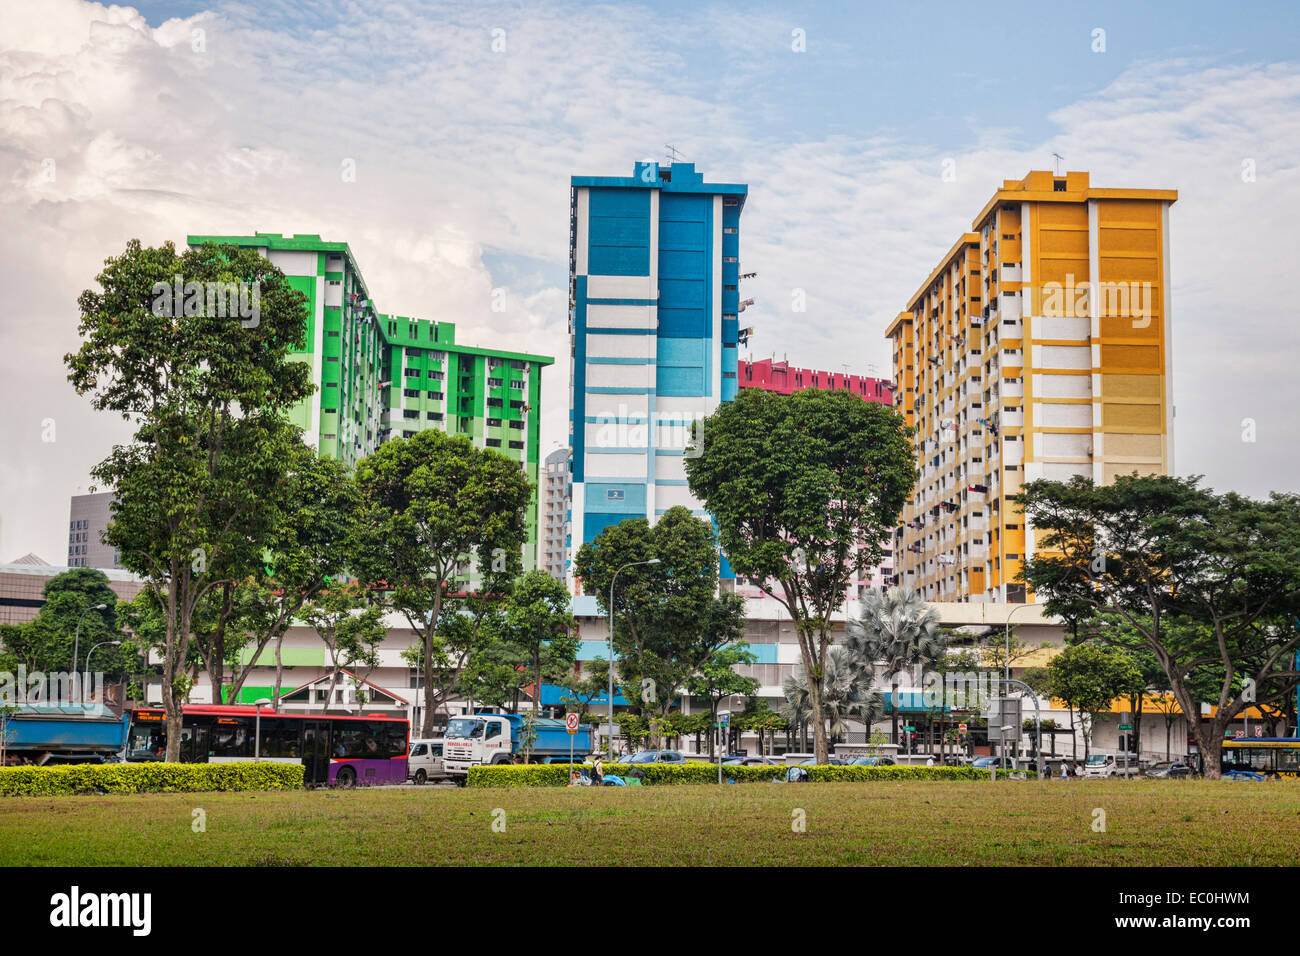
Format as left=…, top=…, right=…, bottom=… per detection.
left=846, top=586, right=943, bottom=746
left=497, top=570, right=577, bottom=714
left=1046, top=642, right=1142, bottom=759
left=686, top=643, right=760, bottom=758
left=302, top=581, right=388, bottom=713
left=66, top=240, right=313, bottom=759
left=0, top=570, right=123, bottom=683
left=731, top=698, right=787, bottom=758
left=574, top=508, right=746, bottom=720
left=354, top=428, right=531, bottom=736
left=1019, top=474, right=1300, bottom=776
left=685, top=387, right=915, bottom=762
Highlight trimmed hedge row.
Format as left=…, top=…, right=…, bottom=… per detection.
left=466, top=761, right=1034, bottom=788
left=0, top=762, right=305, bottom=797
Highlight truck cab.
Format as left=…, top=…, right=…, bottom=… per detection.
left=442, top=713, right=593, bottom=780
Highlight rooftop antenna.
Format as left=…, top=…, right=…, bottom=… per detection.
left=665, top=144, right=685, bottom=164
left=1051, top=152, right=1064, bottom=176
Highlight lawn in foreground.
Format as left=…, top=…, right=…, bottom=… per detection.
left=1, top=780, right=1296, bottom=866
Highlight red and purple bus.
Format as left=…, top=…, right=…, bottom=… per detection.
left=126, top=705, right=409, bottom=786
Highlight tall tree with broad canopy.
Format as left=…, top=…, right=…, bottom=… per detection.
left=684, top=387, right=915, bottom=763
left=353, top=429, right=531, bottom=737
left=1018, top=474, right=1300, bottom=777
left=573, top=507, right=748, bottom=720
left=302, top=581, right=388, bottom=714
left=66, top=240, right=313, bottom=759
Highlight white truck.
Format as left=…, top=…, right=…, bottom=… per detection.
left=441, top=713, right=595, bottom=781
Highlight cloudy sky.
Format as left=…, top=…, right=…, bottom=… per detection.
left=3, top=0, right=1299, bottom=562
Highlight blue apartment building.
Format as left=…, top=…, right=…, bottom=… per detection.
left=566, top=161, right=748, bottom=585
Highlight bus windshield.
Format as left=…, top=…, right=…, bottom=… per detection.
left=446, top=718, right=485, bottom=738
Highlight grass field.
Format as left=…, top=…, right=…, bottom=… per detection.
left=2, top=780, right=1298, bottom=866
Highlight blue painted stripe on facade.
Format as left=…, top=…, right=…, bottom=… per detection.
left=573, top=276, right=587, bottom=483
left=586, top=327, right=656, bottom=335
left=656, top=479, right=689, bottom=486
left=586, top=298, right=658, bottom=307
left=748, top=644, right=779, bottom=665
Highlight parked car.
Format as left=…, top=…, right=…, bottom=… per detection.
left=722, top=755, right=779, bottom=766
left=799, top=756, right=852, bottom=766
left=617, top=749, right=687, bottom=764
left=1144, top=761, right=1193, bottom=779
left=971, top=756, right=1001, bottom=769
left=407, top=738, right=447, bottom=784
left=850, top=756, right=896, bottom=767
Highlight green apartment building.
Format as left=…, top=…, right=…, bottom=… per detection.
left=187, top=233, right=553, bottom=569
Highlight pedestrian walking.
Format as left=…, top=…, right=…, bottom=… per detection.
left=591, top=754, right=604, bottom=787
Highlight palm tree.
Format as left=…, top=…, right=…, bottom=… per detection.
left=846, top=586, right=944, bottom=747
left=780, top=645, right=883, bottom=747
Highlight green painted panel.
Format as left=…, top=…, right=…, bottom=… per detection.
left=236, top=647, right=325, bottom=666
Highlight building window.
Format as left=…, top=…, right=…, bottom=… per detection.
left=404, top=389, right=419, bottom=398
left=486, top=438, right=502, bottom=448
left=403, top=410, right=419, bottom=420
left=487, top=398, right=503, bottom=408
left=509, top=441, right=524, bottom=450
left=509, top=420, right=524, bottom=429
left=426, top=412, right=443, bottom=421
left=429, top=391, right=444, bottom=400
left=488, top=378, right=503, bottom=387
left=487, top=418, right=502, bottom=427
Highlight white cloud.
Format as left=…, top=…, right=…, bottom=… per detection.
left=0, top=0, right=1297, bottom=561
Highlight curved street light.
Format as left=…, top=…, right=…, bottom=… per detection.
left=608, top=559, right=661, bottom=759
left=71, top=603, right=109, bottom=702
left=84, top=640, right=122, bottom=702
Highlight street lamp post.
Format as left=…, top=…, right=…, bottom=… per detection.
left=254, top=698, right=273, bottom=762
left=71, top=603, right=109, bottom=704
left=1000, top=602, right=1042, bottom=765
left=83, top=640, right=122, bottom=703
left=608, top=558, right=660, bottom=760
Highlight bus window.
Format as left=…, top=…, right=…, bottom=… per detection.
left=1279, top=748, right=1300, bottom=773
left=210, top=723, right=250, bottom=758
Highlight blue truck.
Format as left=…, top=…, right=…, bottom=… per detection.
left=441, top=712, right=594, bottom=780
left=2, top=704, right=129, bottom=765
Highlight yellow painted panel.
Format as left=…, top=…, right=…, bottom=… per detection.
left=1104, top=461, right=1163, bottom=483
left=1099, top=315, right=1161, bottom=337
left=1102, top=403, right=1162, bottom=429
left=1037, top=259, right=1091, bottom=288
left=1101, top=344, right=1161, bottom=371
left=1101, top=373, right=1162, bottom=399
left=1099, top=257, right=1160, bottom=282
left=1038, top=229, right=1089, bottom=255
left=1038, top=204, right=1088, bottom=227
left=1105, top=433, right=1163, bottom=457
left=1098, top=199, right=1161, bottom=225
left=1099, top=227, right=1158, bottom=254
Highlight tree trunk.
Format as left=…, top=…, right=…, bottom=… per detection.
left=808, top=677, right=828, bottom=763
left=1068, top=706, right=1077, bottom=760
left=272, top=635, right=285, bottom=713
left=890, top=678, right=899, bottom=745
left=707, top=702, right=717, bottom=760
left=163, top=574, right=182, bottom=762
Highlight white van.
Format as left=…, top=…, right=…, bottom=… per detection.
left=1083, top=752, right=1141, bottom=778
left=407, top=738, right=447, bottom=784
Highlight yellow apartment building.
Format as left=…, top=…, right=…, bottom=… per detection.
left=886, top=170, right=1176, bottom=603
